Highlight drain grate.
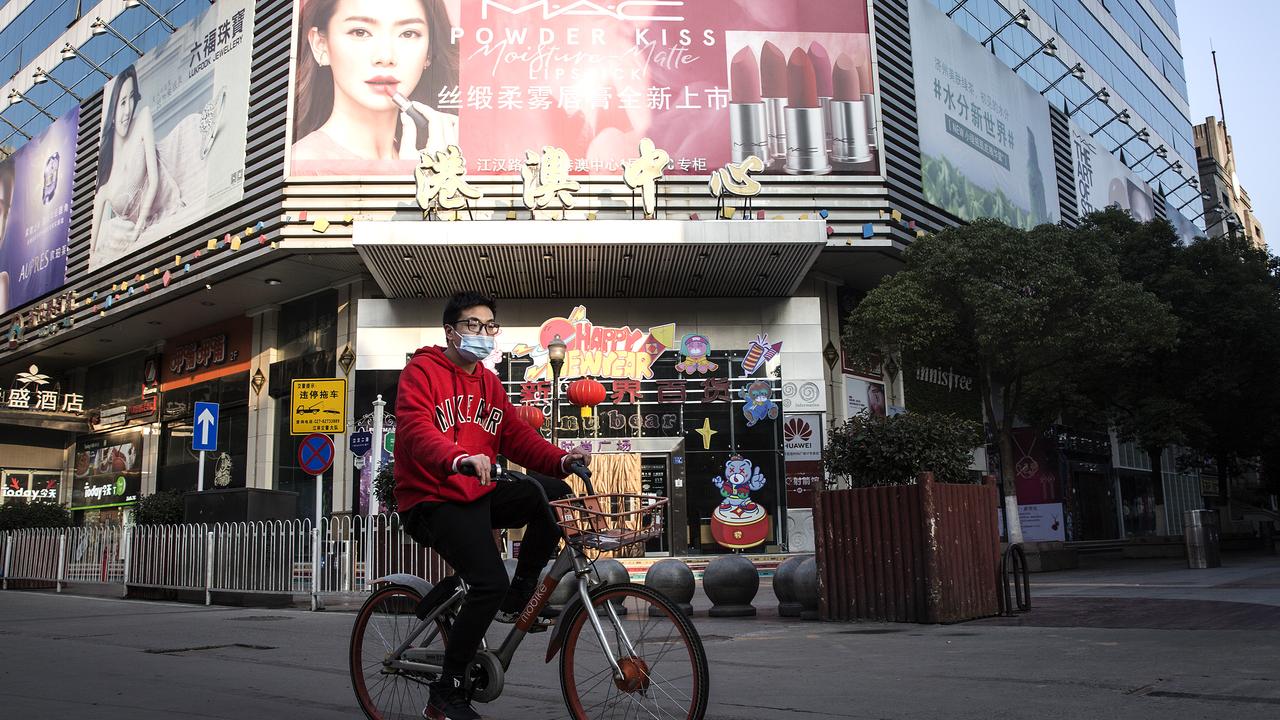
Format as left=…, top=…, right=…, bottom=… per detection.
left=145, top=643, right=277, bottom=655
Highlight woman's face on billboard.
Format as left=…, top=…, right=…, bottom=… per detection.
left=114, top=76, right=138, bottom=136
left=310, top=0, right=432, bottom=114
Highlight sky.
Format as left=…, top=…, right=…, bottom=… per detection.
left=1176, top=0, right=1279, bottom=251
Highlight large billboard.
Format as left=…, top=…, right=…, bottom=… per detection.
left=288, top=0, right=881, bottom=178
left=88, top=0, right=255, bottom=272
left=0, top=108, right=79, bottom=314
left=908, top=0, right=1058, bottom=229
left=1070, top=123, right=1155, bottom=221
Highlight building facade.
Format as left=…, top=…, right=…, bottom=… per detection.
left=1194, top=117, right=1267, bottom=248
left=1, top=0, right=1206, bottom=549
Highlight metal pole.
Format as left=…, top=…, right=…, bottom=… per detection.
left=370, top=395, right=385, bottom=517
left=316, top=474, right=323, bottom=528
left=197, top=450, right=206, bottom=491
left=551, top=369, right=562, bottom=446
left=2, top=534, right=11, bottom=590
left=205, top=531, right=215, bottom=606
left=121, top=528, right=132, bottom=597
left=311, top=525, right=322, bottom=611
left=56, top=534, right=67, bottom=593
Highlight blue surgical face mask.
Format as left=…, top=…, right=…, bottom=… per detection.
left=454, top=332, right=495, bottom=362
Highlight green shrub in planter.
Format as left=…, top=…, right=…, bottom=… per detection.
left=133, top=490, right=186, bottom=525
left=0, top=502, right=72, bottom=531
left=825, top=411, right=982, bottom=487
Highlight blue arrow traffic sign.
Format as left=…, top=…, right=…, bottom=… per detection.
left=298, top=433, right=335, bottom=476
left=350, top=432, right=373, bottom=456
left=193, top=402, right=220, bottom=452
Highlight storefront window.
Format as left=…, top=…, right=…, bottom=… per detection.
left=270, top=291, right=339, bottom=519
left=157, top=376, right=249, bottom=493
left=1, top=470, right=61, bottom=505
left=84, top=352, right=149, bottom=409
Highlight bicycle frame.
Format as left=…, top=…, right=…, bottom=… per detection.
left=380, top=539, right=635, bottom=684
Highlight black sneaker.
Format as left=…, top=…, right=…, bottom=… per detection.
left=424, top=675, right=481, bottom=720
left=494, top=608, right=553, bottom=632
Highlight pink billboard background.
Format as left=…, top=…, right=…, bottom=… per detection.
left=289, top=0, right=876, bottom=177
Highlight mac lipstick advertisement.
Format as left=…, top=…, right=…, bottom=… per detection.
left=288, top=0, right=880, bottom=178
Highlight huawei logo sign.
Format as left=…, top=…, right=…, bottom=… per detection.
left=784, top=418, right=812, bottom=443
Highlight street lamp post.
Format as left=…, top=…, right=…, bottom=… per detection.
left=548, top=334, right=567, bottom=446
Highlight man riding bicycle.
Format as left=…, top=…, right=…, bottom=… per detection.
left=394, top=291, right=591, bottom=720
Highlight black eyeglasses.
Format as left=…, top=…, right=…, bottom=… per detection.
left=454, top=318, right=501, bottom=336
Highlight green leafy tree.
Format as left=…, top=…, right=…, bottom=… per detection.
left=1169, top=233, right=1280, bottom=500
left=1068, top=209, right=1192, bottom=494
left=843, top=219, right=1176, bottom=542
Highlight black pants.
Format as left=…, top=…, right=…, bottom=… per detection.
left=402, top=475, right=571, bottom=679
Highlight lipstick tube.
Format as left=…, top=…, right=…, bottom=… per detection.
left=765, top=98, right=788, bottom=163
left=856, top=64, right=877, bottom=150
left=729, top=46, right=769, bottom=163
left=832, top=101, right=871, bottom=164
left=832, top=53, right=872, bottom=164
left=784, top=48, right=831, bottom=175
left=390, top=91, right=431, bottom=152
left=863, top=91, right=877, bottom=150
left=730, top=104, right=769, bottom=164
left=760, top=42, right=789, bottom=166
left=808, top=42, right=835, bottom=152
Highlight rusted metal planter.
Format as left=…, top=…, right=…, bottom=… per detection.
left=814, top=473, right=1001, bottom=623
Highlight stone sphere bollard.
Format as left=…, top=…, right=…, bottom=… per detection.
left=773, top=555, right=809, bottom=618
left=593, top=557, right=631, bottom=615
left=793, top=556, right=820, bottom=620
left=544, top=559, right=577, bottom=617
left=704, top=554, right=759, bottom=617
left=644, top=558, right=695, bottom=616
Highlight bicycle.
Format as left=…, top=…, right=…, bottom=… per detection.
left=349, top=462, right=710, bottom=720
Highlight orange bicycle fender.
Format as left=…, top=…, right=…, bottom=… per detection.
left=545, top=592, right=588, bottom=662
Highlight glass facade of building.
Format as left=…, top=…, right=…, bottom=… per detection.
left=0, top=0, right=209, bottom=148
left=932, top=0, right=1199, bottom=216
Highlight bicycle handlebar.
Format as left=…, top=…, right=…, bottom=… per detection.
left=456, top=458, right=595, bottom=495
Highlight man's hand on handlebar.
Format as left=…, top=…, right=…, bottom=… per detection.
left=563, top=443, right=592, bottom=475
left=458, top=454, right=493, bottom=486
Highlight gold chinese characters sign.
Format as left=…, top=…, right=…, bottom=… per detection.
left=291, top=378, right=347, bottom=435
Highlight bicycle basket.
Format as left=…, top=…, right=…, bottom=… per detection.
left=549, top=494, right=668, bottom=551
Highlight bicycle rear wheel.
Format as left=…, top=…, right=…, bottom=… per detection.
left=560, top=582, right=709, bottom=720
left=350, top=585, right=448, bottom=720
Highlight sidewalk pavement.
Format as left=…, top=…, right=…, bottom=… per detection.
left=0, top=552, right=1276, bottom=719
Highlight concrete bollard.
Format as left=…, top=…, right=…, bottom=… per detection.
left=644, top=558, right=695, bottom=616
left=793, top=556, right=820, bottom=620
left=704, top=554, right=759, bottom=617
left=773, top=554, right=809, bottom=618
left=593, top=557, right=631, bottom=615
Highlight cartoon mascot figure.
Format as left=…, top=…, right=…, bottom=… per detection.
left=675, top=334, right=718, bottom=375
left=710, top=455, right=771, bottom=549
left=739, top=379, right=779, bottom=427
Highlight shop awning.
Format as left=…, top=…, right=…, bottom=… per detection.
left=351, top=219, right=826, bottom=299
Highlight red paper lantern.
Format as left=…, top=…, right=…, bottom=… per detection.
left=513, top=404, right=546, bottom=431
left=567, top=377, right=607, bottom=418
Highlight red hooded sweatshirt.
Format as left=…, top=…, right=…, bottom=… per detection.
left=393, top=346, right=568, bottom=510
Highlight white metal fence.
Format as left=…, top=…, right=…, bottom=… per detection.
left=0, top=513, right=449, bottom=607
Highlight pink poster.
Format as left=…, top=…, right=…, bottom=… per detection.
left=288, top=0, right=879, bottom=177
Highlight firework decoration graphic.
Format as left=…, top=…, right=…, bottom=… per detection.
left=741, top=334, right=783, bottom=375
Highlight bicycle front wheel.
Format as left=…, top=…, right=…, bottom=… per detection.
left=350, top=585, right=448, bottom=720
left=560, top=582, right=709, bottom=720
